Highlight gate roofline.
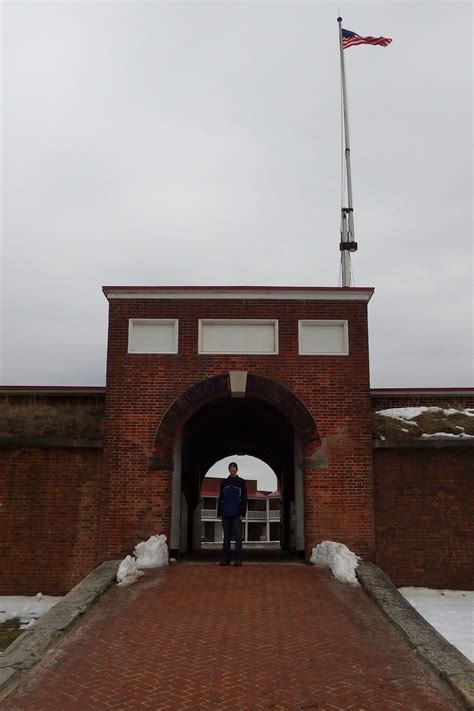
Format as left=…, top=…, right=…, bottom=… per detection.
left=103, top=285, right=374, bottom=302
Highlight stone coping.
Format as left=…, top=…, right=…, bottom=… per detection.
left=370, top=388, right=474, bottom=396
left=0, top=436, right=103, bottom=449
left=102, top=285, right=375, bottom=301
left=357, top=561, right=474, bottom=709
left=2, top=436, right=473, bottom=450
left=0, top=560, right=120, bottom=701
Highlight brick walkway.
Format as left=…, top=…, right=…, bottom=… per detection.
left=3, top=565, right=462, bottom=710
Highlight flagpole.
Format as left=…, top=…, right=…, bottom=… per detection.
left=337, top=17, right=357, bottom=287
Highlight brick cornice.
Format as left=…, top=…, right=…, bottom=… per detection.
left=0, top=436, right=103, bottom=449
left=0, top=386, right=106, bottom=395
left=373, top=439, right=474, bottom=448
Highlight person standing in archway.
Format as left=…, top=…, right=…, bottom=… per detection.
left=217, top=462, right=247, bottom=567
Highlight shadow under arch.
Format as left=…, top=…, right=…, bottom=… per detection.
left=151, top=372, right=321, bottom=469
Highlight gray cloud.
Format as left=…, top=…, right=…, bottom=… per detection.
left=1, top=1, right=472, bottom=386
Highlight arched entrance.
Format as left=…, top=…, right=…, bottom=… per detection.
left=151, top=373, right=320, bottom=557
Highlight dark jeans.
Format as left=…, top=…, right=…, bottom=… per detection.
left=222, top=516, right=243, bottom=562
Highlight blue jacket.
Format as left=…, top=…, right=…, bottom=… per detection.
left=217, top=475, right=248, bottom=518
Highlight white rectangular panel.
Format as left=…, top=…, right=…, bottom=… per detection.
left=298, top=320, right=348, bottom=355
left=128, top=319, right=178, bottom=354
left=199, top=320, right=278, bottom=354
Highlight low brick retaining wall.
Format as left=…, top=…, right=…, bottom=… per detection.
left=1, top=386, right=473, bottom=594
left=373, top=441, right=474, bottom=589
left=0, top=441, right=103, bottom=595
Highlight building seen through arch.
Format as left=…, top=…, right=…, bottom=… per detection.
left=201, top=476, right=281, bottom=544
left=201, top=455, right=280, bottom=545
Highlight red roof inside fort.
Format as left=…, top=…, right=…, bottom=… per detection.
left=201, top=477, right=279, bottom=498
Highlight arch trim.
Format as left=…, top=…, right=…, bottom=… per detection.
left=150, top=373, right=320, bottom=469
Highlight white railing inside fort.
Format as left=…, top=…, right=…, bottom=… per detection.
left=201, top=509, right=217, bottom=519
left=247, top=511, right=267, bottom=520
left=201, top=508, right=280, bottom=521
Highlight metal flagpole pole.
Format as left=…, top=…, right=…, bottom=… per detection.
left=337, top=17, right=357, bottom=287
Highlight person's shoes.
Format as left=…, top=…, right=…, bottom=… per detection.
left=233, top=561, right=243, bottom=567
left=219, top=560, right=230, bottom=566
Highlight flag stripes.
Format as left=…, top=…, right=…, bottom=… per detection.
left=342, top=28, right=392, bottom=49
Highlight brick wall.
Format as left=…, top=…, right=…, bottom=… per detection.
left=102, top=294, right=375, bottom=562
left=373, top=444, right=474, bottom=589
left=2, top=439, right=471, bottom=594
left=0, top=444, right=102, bottom=596
left=0, top=419, right=472, bottom=593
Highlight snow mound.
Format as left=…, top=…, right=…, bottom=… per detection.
left=310, top=541, right=360, bottom=585
left=116, top=555, right=145, bottom=587
left=116, top=534, right=169, bottom=586
left=135, top=534, right=169, bottom=569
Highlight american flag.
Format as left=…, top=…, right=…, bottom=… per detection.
left=342, top=28, right=392, bottom=49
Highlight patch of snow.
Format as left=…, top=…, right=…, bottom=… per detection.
left=377, top=406, right=473, bottom=420
left=377, top=406, right=441, bottom=420
left=116, top=534, right=169, bottom=586
left=310, top=541, right=360, bottom=586
left=400, top=588, right=474, bottom=661
left=0, top=594, right=61, bottom=628
left=421, top=432, right=474, bottom=439
left=377, top=412, right=418, bottom=424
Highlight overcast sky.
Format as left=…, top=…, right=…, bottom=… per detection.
left=1, top=1, right=472, bottom=396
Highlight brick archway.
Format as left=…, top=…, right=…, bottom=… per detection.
left=151, top=373, right=321, bottom=469
left=150, top=373, right=321, bottom=557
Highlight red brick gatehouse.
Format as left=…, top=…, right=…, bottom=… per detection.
left=101, top=286, right=374, bottom=561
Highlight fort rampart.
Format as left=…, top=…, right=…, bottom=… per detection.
left=1, top=386, right=472, bottom=595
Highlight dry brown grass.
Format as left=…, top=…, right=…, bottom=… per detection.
left=1, top=401, right=472, bottom=442
left=0, top=618, right=22, bottom=651
left=373, top=409, right=474, bottom=440
left=0, top=402, right=104, bottom=440
left=373, top=414, right=419, bottom=440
